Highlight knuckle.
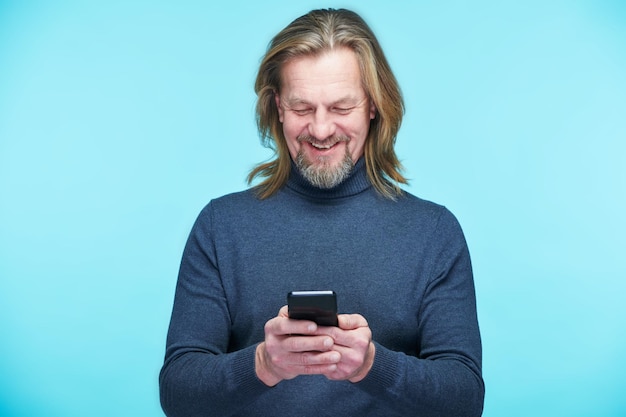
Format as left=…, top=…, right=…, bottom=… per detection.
left=288, top=337, right=303, bottom=351
left=296, top=353, right=310, bottom=366
left=270, top=354, right=283, bottom=367
left=302, top=365, right=317, bottom=375
left=327, top=327, right=340, bottom=340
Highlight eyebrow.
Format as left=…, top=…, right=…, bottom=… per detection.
left=283, top=96, right=366, bottom=108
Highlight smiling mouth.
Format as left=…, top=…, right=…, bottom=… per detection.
left=299, top=135, right=350, bottom=150
left=310, top=142, right=335, bottom=150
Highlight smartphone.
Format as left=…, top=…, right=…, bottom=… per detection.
left=287, top=290, right=338, bottom=326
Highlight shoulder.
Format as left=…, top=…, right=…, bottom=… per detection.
left=193, top=187, right=289, bottom=231
left=395, top=189, right=452, bottom=220
left=394, top=190, right=465, bottom=237
left=192, top=189, right=258, bottom=222
left=210, top=188, right=260, bottom=209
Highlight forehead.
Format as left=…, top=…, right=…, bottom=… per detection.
left=279, top=48, right=365, bottom=103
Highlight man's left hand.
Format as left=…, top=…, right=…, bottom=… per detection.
left=314, top=314, right=375, bottom=382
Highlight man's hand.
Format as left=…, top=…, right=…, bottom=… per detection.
left=255, top=306, right=341, bottom=387
left=318, top=313, right=375, bottom=383
left=255, top=307, right=375, bottom=386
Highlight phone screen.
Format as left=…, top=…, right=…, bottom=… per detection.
left=287, top=290, right=338, bottom=326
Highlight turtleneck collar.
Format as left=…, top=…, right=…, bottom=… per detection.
left=285, top=157, right=372, bottom=200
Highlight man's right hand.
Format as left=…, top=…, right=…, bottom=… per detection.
left=255, top=306, right=341, bottom=387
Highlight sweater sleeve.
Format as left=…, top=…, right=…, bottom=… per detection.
left=356, top=208, right=484, bottom=416
left=159, top=203, right=271, bottom=417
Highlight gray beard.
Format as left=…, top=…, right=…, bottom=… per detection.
left=295, top=148, right=354, bottom=189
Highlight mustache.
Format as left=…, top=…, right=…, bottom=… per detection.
left=296, top=134, right=350, bottom=145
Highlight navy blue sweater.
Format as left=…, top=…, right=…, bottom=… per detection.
left=160, top=159, right=484, bottom=416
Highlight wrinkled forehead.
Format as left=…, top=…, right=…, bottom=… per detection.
left=278, top=48, right=366, bottom=100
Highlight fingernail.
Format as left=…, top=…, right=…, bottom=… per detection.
left=307, top=323, right=316, bottom=332
left=324, top=338, right=333, bottom=348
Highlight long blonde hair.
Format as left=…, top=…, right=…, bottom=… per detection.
left=248, top=8, right=406, bottom=199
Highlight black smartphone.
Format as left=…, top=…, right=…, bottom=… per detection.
left=287, top=290, right=338, bottom=326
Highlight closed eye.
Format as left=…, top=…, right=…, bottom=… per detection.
left=331, top=106, right=354, bottom=115
left=291, top=108, right=313, bottom=116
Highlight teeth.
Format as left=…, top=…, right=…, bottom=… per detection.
left=311, top=142, right=333, bottom=149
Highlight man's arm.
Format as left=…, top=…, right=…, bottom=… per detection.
left=353, top=209, right=485, bottom=416
left=159, top=203, right=270, bottom=417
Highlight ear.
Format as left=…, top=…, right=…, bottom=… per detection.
left=369, top=100, right=376, bottom=120
left=275, top=92, right=284, bottom=123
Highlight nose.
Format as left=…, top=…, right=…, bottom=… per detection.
left=308, top=108, right=336, bottom=140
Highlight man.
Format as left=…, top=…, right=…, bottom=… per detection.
left=160, top=8, right=484, bottom=417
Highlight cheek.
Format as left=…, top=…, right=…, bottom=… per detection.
left=345, top=119, right=370, bottom=158
left=348, top=138, right=367, bottom=161
left=282, top=114, right=301, bottom=136
left=282, top=119, right=303, bottom=158
left=282, top=119, right=299, bottom=138
left=285, top=141, right=300, bottom=160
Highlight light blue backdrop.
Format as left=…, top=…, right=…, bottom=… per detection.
left=1, top=1, right=624, bottom=416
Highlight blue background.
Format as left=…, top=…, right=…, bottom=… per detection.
left=1, top=1, right=624, bottom=416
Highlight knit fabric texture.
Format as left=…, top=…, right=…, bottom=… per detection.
left=160, top=158, right=484, bottom=416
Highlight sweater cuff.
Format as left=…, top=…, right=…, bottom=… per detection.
left=355, top=341, right=402, bottom=396
left=229, top=343, right=273, bottom=399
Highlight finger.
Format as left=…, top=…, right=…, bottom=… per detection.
left=302, top=363, right=339, bottom=376
left=337, top=313, right=368, bottom=330
left=329, top=343, right=366, bottom=368
left=270, top=350, right=340, bottom=378
left=322, top=342, right=374, bottom=382
left=265, top=316, right=318, bottom=337
left=285, top=334, right=335, bottom=353
left=314, top=324, right=371, bottom=350
left=280, top=305, right=326, bottom=334
left=338, top=329, right=371, bottom=351
left=287, top=350, right=341, bottom=367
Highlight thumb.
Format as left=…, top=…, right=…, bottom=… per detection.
left=338, top=313, right=368, bottom=330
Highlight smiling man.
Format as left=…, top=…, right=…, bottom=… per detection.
left=276, top=47, right=376, bottom=189
left=160, top=8, right=484, bottom=417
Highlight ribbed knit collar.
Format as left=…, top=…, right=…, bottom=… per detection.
left=285, top=157, right=372, bottom=200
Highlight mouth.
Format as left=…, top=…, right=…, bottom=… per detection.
left=299, top=135, right=350, bottom=151
left=310, top=141, right=336, bottom=150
